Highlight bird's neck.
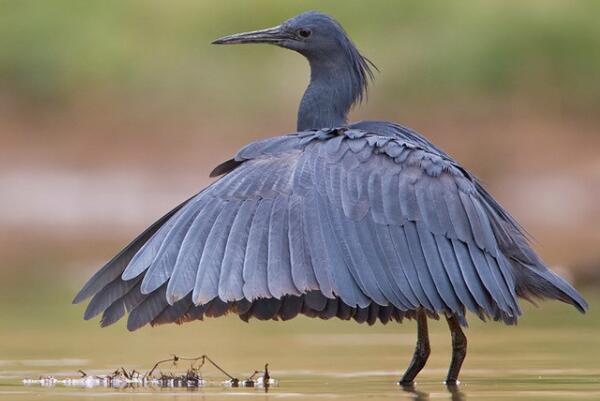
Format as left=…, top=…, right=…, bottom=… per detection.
left=297, top=59, right=361, bottom=131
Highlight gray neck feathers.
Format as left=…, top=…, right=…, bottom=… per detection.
left=297, top=47, right=373, bottom=131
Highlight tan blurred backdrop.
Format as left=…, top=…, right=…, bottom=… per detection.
left=1, top=0, right=599, bottom=297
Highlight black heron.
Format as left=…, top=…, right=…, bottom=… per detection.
left=74, top=11, right=588, bottom=385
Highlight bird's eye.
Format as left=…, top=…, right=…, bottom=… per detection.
left=298, top=28, right=312, bottom=39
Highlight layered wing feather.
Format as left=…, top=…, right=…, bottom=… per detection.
left=76, top=123, right=587, bottom=330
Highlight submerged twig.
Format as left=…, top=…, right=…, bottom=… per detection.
left=23, top=354, right=275, bottom=389
left=201, top=355, right=236, bottom=381
left=145, top=355, right=179, bottom=379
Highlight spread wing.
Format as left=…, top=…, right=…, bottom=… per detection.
left=74, top=125, right=586, bottom=330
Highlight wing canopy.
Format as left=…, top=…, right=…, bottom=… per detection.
left=76, top=124, right=587, bottom=330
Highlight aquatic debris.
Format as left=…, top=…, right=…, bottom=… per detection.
left=22, top=354, right=276, bottom=389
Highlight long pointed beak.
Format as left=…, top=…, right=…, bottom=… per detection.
left=212, top=25, right=289, bottom=45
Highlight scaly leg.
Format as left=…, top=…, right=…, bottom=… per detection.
left=445, top=314, right=467, bottom=385
left=399, top=309, right=430, bottom=385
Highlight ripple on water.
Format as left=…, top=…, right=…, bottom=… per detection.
left=0, top=359, right=89, bottom=367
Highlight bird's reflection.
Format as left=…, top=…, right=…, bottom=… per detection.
left=400, top=383, right=429, bottom=400
left=446, top=384, right=466, bottom=401
left=400, top=383, right=466, bottom=401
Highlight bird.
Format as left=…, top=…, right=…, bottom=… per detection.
left=73, top=11, right=588, bottom=385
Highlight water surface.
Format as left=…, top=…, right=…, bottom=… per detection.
left=0, top=289, right=598, bottom=400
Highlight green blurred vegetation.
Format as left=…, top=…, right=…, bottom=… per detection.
left=1, top=0, right=600, bottom=112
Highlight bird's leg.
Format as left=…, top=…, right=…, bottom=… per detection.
left=445, top=314, right=467, bottom=385
left=399, top=309, right=430, bottom=385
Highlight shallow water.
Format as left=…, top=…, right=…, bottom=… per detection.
left=0, top=288, right=598, bottom=400
left=3, top=367, right=600, bottom=400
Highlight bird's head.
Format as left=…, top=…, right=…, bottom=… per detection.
left=213, top=11, right=375, bottom=130
left=212, top=11, right=371, bottom=66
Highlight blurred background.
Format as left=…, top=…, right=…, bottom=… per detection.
left=0, top=0, right=599, bottom=389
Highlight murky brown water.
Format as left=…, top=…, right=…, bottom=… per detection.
left=0, top=289, right=598, bottom=400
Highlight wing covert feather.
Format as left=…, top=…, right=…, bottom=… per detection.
left=81, top=126, right=556, bottom=328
